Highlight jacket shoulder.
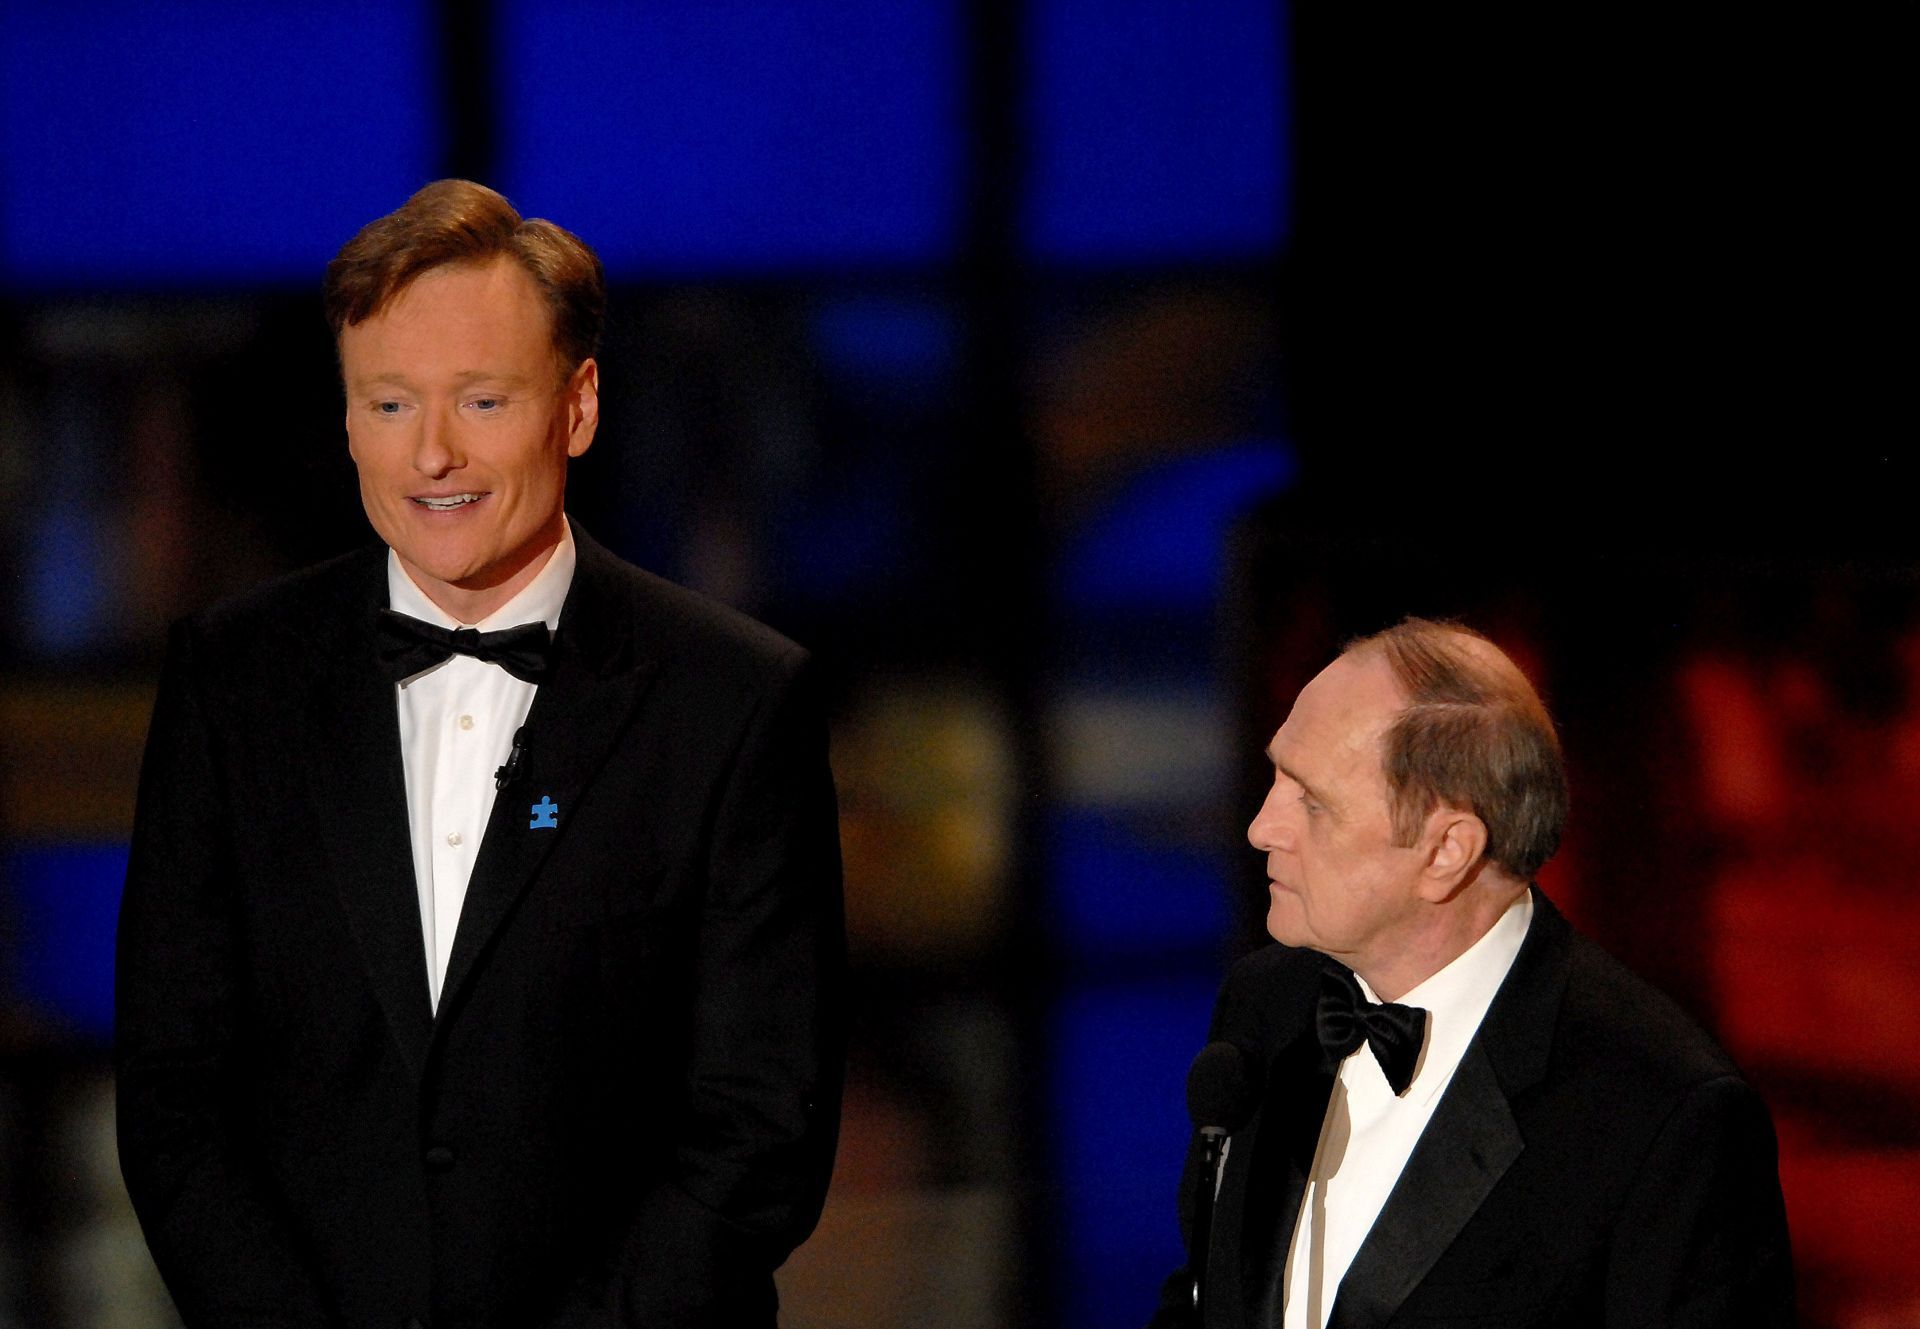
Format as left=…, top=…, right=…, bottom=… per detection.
left=576, top=543, right=807, bottom=692
left=1554, top=926, right=1746, bottom=1097
left=175, top=545, right=383, bottom=681
left=1212, top=943, right=1329, bottom=1052
left=1222, top=942, right=1326, bottom=1001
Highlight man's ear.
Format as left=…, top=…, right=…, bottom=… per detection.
left=565, top=358, right=599, bottom=459
left=1418, top=808, right=1488, bottom=901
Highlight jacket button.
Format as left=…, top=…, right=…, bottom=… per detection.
left=405, top=1320, right=427, bottom=1329
left=424, top=1145, right=456, bottom=1173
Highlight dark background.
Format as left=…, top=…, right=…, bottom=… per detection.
left=0, top=3, right=1907, bottom=1326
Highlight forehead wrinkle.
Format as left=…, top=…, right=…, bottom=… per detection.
left=1279, top=656, right=1405, bottom=815
left=351, top=367, right=541, bottom=388
left=451, top=369, right=536, bottom=384
left=343, top=257, right=557, bottom=370
left=346, top=358, right=557, bottom=398
left=1270, top=718, right=1341, bottom=802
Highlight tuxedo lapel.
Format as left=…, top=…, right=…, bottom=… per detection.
left=434, top=532, right=658, bottom=1024
left=303, top=548, right=434, bottom=1079
left=1326, top=890, right=1569, bottom=1329
left=1327, top=1044, right=1522, bottom=1329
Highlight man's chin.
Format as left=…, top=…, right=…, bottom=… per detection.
left=386, top=531, right=500, bottom=587
left=1264, top=902, right=1303, bottom=947
left=394, top=552, right=481, bottom=591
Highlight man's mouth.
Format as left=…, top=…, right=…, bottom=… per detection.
left=411, top=493, right=486, bottom=511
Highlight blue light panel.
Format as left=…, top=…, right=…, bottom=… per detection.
left=1047, top=808, right=1229, bottom=956
left=1051, top=976, right=1220, bottom=1326
left=0, top=3, right=441, bottom=289
left=1056, top=440, right=1296, bottom=613
left=808, top=293, right=959, bottom=399
left=1025, top=0, right=1289, bottom=265
left=4, top=842, right=128, bottom=1043
left=495, top=1, right=965, bottom=276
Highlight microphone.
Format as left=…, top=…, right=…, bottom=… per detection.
left=1185, top=1040, right=1257, bottom=1317
left=494, top=726, right=529, bottom=790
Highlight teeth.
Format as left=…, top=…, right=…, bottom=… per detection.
left=414, top=494, right=483, bottom=510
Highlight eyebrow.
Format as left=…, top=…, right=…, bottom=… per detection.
left=1268, top=748, right=1334, bottom=809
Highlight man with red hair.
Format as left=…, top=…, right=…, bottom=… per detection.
left=117, top=181, right=844, bottom=1328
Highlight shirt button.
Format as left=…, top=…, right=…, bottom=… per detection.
left=458, top=714, right=475, bottom=730
left=446, top=831, right=463, bottom=847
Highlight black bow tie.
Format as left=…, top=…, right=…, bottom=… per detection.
left=1315, top=967, right=1429, bottom=1096
left=375, top=609, right=554, bottom=684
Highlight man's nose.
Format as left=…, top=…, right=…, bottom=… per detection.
left=412, top=404, right=464, bottom=476
left=1248, top=787, right=1291, bottom=852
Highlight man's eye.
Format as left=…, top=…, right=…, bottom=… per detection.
left=375, top=400, right=405, bottom=415
left=470, top=397, right=503, bottom=412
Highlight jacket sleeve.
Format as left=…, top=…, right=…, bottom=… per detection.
left=546, top=646, right=847, bottom=1329
left=114, top=619, right=337, bottom=1328
left=1605, top=1072, right=1797, bottom=1327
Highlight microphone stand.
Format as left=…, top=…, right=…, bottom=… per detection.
left=1191, top=1125, right=1229, bottom=1318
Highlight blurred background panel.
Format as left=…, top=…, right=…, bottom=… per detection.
left=0, top=1, right=443, bottom=290
left=495, top=0, right=966, bottom=275
left=0, top=2, right=1907, bottom=1328
left=1021, top=0, right=1288, bottom=265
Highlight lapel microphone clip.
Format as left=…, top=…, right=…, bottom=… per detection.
left=495, top=726, right=529, bottom=791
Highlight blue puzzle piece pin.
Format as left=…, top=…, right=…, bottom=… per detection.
left=529, top=796, right=559, bottom=829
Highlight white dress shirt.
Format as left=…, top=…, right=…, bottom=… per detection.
left=1282, top=891, right=1533, bottom=1328
left=388, top=521, right=576, bottom=1010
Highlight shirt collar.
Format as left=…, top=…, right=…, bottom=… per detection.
left=1356, top=889, right=1533, bottom=1097
left=385, top=516, right=577, bottom=635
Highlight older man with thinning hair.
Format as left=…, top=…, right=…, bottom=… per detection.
left=1153, top=617, right=1793, bottom=1328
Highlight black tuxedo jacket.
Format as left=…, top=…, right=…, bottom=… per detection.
left=1151, top=892, right=1793, bottom=1328
left=116, top=529, right=845, bottom=1329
